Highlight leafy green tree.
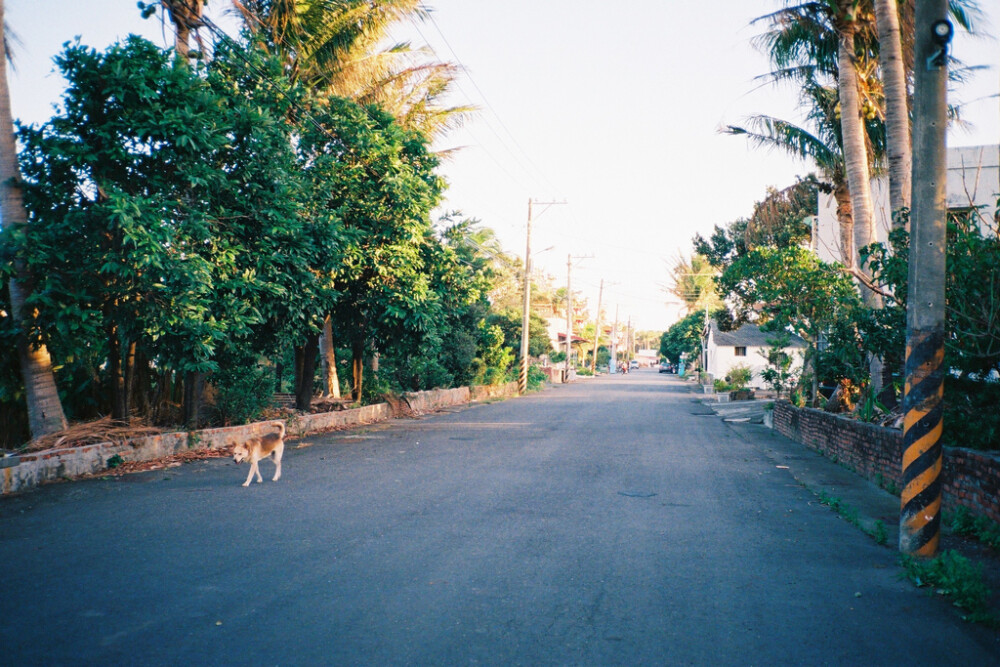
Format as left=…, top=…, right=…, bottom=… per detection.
left=16, top=37, right=245, bottom=422
left=659, top=311, right=707, bottom=369
left=299, top=97, right=442, bottom=400
left=717, top=245, right=860, bottom=404
left=487, top=309, right=551, bottom=360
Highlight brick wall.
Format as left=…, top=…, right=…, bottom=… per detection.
left=773, top=400, right=1000, bottom=525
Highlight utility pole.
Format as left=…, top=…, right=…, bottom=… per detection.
left=519, top=198, right=564, bottom=394
left=611, top=305, right=619, bottom=373
left=900, top=2, right=951, bottom=557
left=565, top=254, right=572, bottom=381
left=626, top=315, right=632, bottom=364
left=563, top=253, right=593, bottom=381
left=590, top=279, right=604, bottom=375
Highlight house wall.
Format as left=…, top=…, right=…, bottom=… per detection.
left=773, top=401, right=1000, bottom=525
left=707, top=342, right=803, bottom=389
left=815, top=144, right=1000, bottom=265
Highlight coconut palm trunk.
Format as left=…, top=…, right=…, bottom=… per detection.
left=0, top=0, right=68, bottom=437
left=836, top=5, right=884, bottom=389
left=875, top=0, right=912, bottom=223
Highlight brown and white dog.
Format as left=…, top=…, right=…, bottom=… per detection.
left=232, top=421, right=285, bottom=487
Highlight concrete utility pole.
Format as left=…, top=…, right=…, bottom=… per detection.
left=566, top=254, right=572, bottom=379
left=611, top=305, right=619, bottom=373
left=519, top=198, right=564, bottom=394
left=900, top=1, right=951, bottom=557
left=590, top=279, right=604, bottom=375
left=563, top=254, right=593, bottom=381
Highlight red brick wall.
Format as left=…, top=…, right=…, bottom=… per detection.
left=773, top=401, right=1000, bottom=525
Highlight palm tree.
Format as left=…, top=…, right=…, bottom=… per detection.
left=747, top=1, right=884, bottom=278
left=0, top=0, right=68, bottom=437
left=667, top=254, right=722, bottom=317
left=230, top=0, right=472, bottom=139
left=874, top=0, right=910, bottom=223
left=724, top=77, right=864, bottom=264
left=830, top=0, right=879, bottom=299
left=874, top=0, right=984, bottom=226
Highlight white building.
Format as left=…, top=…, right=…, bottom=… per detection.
left=813, top=144, right=1000, bottom=264
left=703, top=320, right=806, bottom=390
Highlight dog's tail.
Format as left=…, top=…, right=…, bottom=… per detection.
left=273, top=420, right=286, bottom=440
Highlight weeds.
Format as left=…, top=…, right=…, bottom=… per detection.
left=900, top=550, right=997, bottom=625
left=816, top=491, right=888, bottom=545
left=874, top=472, right=900, bottom=497
left=949, top=507, right=1000, bottom=551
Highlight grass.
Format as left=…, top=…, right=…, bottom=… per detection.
left=949, top=506, right=1000, bottom=551
left=900, top=550, right=998, bottom=626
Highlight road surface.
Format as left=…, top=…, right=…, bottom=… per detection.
left=2, top=371, right=997, bottom=664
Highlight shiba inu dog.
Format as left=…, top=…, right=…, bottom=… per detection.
left=232, top=421, right=285, bottom=487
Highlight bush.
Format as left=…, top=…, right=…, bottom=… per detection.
left=943, top=376, right=1000, bottom=451
left=526, top=363, right=547, bottom=390
left=212, top=361, right=276, bottom=426
left=726, top=364, right=752, bottom=390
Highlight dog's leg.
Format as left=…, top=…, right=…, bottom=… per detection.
left=242, top=462, right=256, bottom=487
left=254, top=458, right=264, bottom=483
left=272, top=444, right=283, bottom=482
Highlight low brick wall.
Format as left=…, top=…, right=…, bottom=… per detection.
left=469, top=382, right=519, bottom=401
left=773, top=400, right=1000, bottom=524
left=2, top=382, right=527, bottom=496
left=403, top=387, right=470, bottom=413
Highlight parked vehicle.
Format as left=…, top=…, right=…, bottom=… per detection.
left=629, top=360, right=639, bottom=370
left=659, top=361, right=673, bottom=374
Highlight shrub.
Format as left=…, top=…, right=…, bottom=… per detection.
left=212, top=361, right=276, bottom=426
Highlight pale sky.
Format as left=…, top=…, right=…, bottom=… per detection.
left=8, top=1, right=999, bottom=331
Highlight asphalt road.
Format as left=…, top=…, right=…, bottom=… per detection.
left=2, top=371, right=997, bottom=665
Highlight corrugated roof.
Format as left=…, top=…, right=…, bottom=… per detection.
left=707, top=319, right=806, bottom=348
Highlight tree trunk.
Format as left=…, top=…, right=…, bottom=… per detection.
left=182, top=371, right=204, bottom=429
left=837, top=12, right=884, bottom=390
left=293, top=345, right=304, bottom=397
left=320, top=315, right=341, bottom=398
left=875, top=0, right=912, bottom=225
left=833, top=179, right=854, bottom=263
left=837, top=19, right=877, bottom=280
left=295, top=334, right=319, bottom=411
left=107, top=319, right=126, bottom=423
left=351, top=338, right=365, bottom=402
left=0, top=0, right=68, bottom=438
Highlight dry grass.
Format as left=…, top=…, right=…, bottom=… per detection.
left=22, top=416, right=165, bottom=454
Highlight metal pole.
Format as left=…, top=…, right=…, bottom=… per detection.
left=518, top=199, right=533, bottom=394
left=900, top=1, right=950, bottom=557
left=591, top=279, right=604, bottom=374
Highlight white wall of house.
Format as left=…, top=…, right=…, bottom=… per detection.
left=705, top=339, right=804, bottom=390
left=815, top=144, right=999, bottom=265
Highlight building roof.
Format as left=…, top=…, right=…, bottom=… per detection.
left=706, top=319, right=806, bottom=348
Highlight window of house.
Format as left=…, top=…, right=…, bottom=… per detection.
left=734, top=346, right=747, bottom=357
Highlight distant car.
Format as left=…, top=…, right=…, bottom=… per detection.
left=659, top=361, right=673, bottom=374
left=629, top=360, right=639, bottom=370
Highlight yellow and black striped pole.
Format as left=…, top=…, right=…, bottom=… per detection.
left=901, top=329, right=944, bottom=555
left=900, top=2, right=950, bottom=556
